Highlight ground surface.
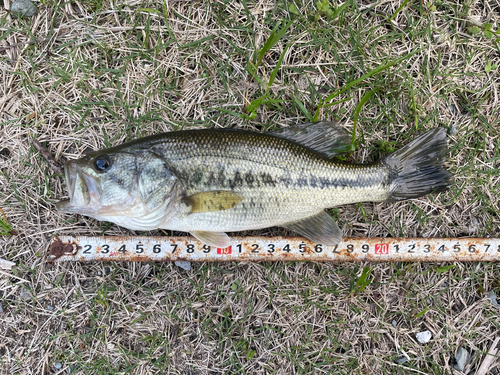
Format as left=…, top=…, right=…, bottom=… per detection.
left=1, top=0, right=500, bottom=374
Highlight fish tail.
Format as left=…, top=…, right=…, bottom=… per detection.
left=383, top=128, right=454, bottom=201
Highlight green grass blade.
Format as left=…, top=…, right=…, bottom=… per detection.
left=0, top=208, right=13, bottom=236
left=322, top=47, right=424, bottom=107
left=246, top=95, right=266, bottom=114
left=313, top=97, right=352, bottom=122
left=256, top=20, right=294, bottom=66
left=293, top=95, right=313, bottom=121
left=389, top=0, right=411, bottom=22
left=267, top=44, right=290, bottom=89
left=351, top=88, right=377, bottom=148
left=355, top=266, right=372, bottom=293
left=331, top=1, right=350, bottom=20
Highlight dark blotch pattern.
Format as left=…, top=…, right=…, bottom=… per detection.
left=296, top=177, right=308, bottom=187
left=192, top=169, right=204, bottom=185
left=229, top=171, right=243, bottom=190
left=261, top=173, right=276, bottom=187
left=245, top=172, right=255, bottom=187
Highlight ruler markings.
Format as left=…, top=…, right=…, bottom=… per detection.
left=48, top=236, right=500, bottom=262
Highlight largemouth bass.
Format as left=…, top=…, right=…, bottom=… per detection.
left=57, top=122, right=453, bottom=247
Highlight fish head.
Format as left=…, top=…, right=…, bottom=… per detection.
left=56, top=150, right=141, bottom=216
left=57, top=146, right=183, bottom=230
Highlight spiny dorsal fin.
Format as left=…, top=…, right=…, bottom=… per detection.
left=186, top=191, right=243, bottom=213
left=269, top=121, right=352, bottom=158
left=281, top=210, right=342, bottom=246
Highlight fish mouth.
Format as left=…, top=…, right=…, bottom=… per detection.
left=57, top=161, right=101, bottom=214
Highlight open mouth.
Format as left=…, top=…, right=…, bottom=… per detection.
left=56, top=161, right=99, bottom=213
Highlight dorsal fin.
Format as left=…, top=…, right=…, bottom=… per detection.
left=269, top=121, right=352, bottom=157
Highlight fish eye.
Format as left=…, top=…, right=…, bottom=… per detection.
left=94, top=155, right=112, bottom=172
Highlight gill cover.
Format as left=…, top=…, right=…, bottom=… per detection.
left=136, top=155, right=186, bottom=217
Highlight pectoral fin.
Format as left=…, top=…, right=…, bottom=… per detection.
left=185, top=191, right=243, bottom=213
left=281, top=210, right=342, bottom=246
left=191, top=231, right=231, bottom=248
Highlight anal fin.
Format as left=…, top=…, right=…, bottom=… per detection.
left=281, top=210, right=342, bottom=246
left=191, top=231, right=231, bottom=248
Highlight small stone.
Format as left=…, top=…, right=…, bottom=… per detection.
left=468, top=216, right=480, bottom=233
left=395, top=356, right=409, bottom=364
left=416, top=330, right=432, bottom=344
left=54, top=362, right=62, bottom=370
left=174, top=261, right=191, bottom=271
left=0, top=257, right=15, bottom=269
left=487, top=291, right=498, bottom=306
left=448, top=124, right=457, bottom=135
left=392, top=320, right=397, bottom=327
left=0, top=148, right=10, bottom=158
left=10, top=0, right=38, bottom=17
left=20, top=287, right=31, bottom=301
left=453, top=347, right=470, bottom=371
left=258, top=354, right=269, bottom=363
left=47, top=305, right=54, bottom=311
left=433, top=32, right=447, bottom=43
left=104, top=266, right=111, bottom=275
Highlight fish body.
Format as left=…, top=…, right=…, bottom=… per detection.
left=57, top=123, right=453, bottom=247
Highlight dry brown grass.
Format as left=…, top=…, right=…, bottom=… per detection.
left=1, top=0, right=499, bottom=374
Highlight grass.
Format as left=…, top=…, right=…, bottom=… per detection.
left=0, top=0, right=499, bottom=374
left=0, top=208, right=13, bottom=235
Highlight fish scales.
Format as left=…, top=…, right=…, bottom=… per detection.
left=57, top=123, right=453, bottom=247
left=120, top=130, right=389, bottom=232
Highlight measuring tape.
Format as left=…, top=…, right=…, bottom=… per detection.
left=48, top=236, right=500, bottom=262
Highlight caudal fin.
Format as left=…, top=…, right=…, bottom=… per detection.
left=383, top=128, right=454, bottom=201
